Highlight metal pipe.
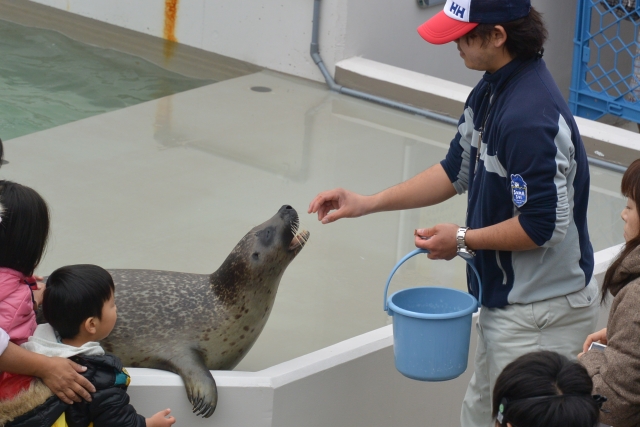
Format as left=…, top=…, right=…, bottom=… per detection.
left=587, top=157, right=627, bottom=173
left=310, top=0, right=458, bottom=126
left=309, top=0, right=626, bottom=173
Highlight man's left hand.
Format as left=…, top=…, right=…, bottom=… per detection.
left=414, top=223, right=459, bottom=260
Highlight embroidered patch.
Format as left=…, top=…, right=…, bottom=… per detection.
left=115, top=368, right=131, bottom=387
left=511, top=174, right=527, bottom=207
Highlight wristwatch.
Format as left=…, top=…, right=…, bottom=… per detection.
left=456, top=227, right=476, bottom=259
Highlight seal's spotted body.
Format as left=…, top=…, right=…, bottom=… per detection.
left=100, top=205, right=309, bottom=418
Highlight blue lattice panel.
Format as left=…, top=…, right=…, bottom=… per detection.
left=570, top=0, right=640, bottom=123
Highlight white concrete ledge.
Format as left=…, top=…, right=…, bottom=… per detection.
left=594, top=243, right=622, bottom=274
left=336, top=56, right=470, bottom=105
left=335, top=57, right=640, bottom=167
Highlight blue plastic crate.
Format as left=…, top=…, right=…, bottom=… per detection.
left=570, top=0, right=640, bottom=123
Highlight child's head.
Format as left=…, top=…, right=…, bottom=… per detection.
left=620, top=159, right=640, bottom=243
left=0, top=180, right=49, bottom=276
left=43, top=264, right=116, bottom=342
left=492, top=351, right=600, bottom=427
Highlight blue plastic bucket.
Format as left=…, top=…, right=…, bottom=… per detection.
left=384, top=249, right=482, bottom=381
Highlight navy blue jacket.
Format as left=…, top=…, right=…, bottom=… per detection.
left=441, top=57, right=594, bottom=308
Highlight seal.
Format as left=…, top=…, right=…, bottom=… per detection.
left=100, top=205, right=309, bottom=418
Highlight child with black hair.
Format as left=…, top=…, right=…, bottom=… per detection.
left=0, top=180, right=94, bottom=405
left=492, top=350, right=602, bottom=427
left=0, top=169, right=95, bottom=404
left=0, top=264, right=176, bottom=427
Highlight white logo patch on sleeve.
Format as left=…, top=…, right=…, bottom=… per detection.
left=511, top=174, right=527, bottom=207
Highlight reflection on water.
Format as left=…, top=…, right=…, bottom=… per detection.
left=0, top=19, right=212, bottom=140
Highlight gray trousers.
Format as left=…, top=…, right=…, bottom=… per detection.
left=460, top=279, right=600, bottom=427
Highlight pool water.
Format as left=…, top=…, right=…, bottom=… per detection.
left=0, top=18, right=212, bottom=140
left=3, top=69, right=625, bottom=370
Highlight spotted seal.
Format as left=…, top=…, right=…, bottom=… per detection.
left=100, top=205, right=309, bottom=417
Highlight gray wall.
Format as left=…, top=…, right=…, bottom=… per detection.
left=30, top=0, right=582, bottom=99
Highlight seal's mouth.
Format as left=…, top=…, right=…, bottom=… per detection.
left=288, top=218, right=310, bottom=251
left=289, top=229, right=310, bottom=251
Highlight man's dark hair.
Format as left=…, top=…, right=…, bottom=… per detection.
left=492, top=351, right=600, bottom=427
left=0, top=180, right=49, bottom=276
left=43, top=264, right=115, bottom=339
left=467, top=7, right=548, bottom=60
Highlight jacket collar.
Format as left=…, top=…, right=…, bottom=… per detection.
left=609, top=244, right=640, bottom=297
left=72, top=353, right=124, bottom=371
left=482, top=57, right=538, bottom=94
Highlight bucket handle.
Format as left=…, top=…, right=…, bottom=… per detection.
left=383, top=248, right=482, bottom=313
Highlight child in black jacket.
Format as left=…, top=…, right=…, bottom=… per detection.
left=0, top=264, right=176, bottom=427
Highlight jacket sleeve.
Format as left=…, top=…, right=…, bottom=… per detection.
left=440, top=89, right=478, bottom=195
left=89, top=387, right=146, bottom=427
left=0, top=327, right=8, bottom=355
left=500, top=110, right=574, bottom=248
left=580, top=284, right=640, bottom=426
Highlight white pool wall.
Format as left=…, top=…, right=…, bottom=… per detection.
left=30, top=0, right=592, bottom=98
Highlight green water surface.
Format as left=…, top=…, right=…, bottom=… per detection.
left=0, top=19, right=213, bottom=141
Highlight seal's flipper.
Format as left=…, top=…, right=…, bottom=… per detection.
left=160, top=348, right=218, bottom=418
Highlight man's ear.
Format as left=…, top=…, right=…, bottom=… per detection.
left=492, top=25, right=508, bottom=48
left=84, top=317, right=98, bottom=334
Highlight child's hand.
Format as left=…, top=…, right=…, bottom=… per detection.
left=146, top=409, right=176, bottom=427
left=582, top=328, right=607, bottom=354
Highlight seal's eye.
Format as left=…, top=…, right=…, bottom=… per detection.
left=258, top=226, right=275, bottom=246
left=252, top=252, right=259, bottom=260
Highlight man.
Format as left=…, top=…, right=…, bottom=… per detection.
left=307, top=1, right=599, bottom=426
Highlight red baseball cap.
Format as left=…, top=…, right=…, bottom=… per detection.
left=418, top=0, right=531, bottom=45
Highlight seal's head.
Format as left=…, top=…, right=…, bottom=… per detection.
left=211, top=205, right=309, bottom=300
left=249, top=204, right=309, bottom=264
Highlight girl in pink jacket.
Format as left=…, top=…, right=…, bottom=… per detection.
left=0, top=180, right=50, bottom=399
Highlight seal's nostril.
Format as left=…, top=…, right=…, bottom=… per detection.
left=284, top=205, right=293, bottom=210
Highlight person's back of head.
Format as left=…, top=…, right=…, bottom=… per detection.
left=43, top=264, right=114, bottom=340
left=493, top=350, right=601, bottom=427
left=0, top=180, right=49, bottom=277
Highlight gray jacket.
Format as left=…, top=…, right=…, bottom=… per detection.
left=581, top=246, right=640, bottom=427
